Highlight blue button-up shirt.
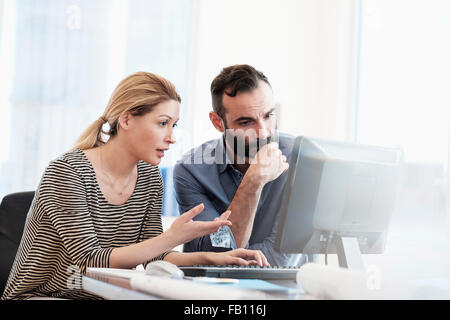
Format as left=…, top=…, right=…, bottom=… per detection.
left=173, top=133, right=305, bottom=266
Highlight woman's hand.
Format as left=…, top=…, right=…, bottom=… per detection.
left=166, top=203, right=232, bottom=247
left=205, top=248, right=270, bottom=267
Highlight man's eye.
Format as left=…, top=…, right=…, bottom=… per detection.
left=265, top=113, right=275, bottom=119
left=239, top=121, right=250, bottom=126
left=173, top=123, right=178, bottom=128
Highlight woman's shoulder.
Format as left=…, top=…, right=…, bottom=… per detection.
left=35, top=149, right=91, bottom=202
left=43, top=149, right=91, bottom=181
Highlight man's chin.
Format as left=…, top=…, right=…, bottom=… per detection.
left=233, top=152, right=258, bottom=165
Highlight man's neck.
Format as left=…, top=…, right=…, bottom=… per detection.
left=233, top=162, right=250, bottom=174
left=223, top=136, right=250, bottom=174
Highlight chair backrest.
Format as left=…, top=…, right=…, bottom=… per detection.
left=0, top=191, right=35, bottom=295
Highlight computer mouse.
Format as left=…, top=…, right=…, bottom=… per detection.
left=145, top=260, right=184, bottom=278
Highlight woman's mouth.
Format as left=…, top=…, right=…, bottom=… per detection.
left=156, top=149, right=167, bottom=158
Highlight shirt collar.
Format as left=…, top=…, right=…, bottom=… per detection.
left=217, top=135, right=233, bottom=174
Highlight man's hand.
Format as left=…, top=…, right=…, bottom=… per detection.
left=226, top=143, right=289, bottom=248
left=247, top=142, right=289, bottom=186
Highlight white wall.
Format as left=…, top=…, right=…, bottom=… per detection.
left=184, top=0, right=360, bottom=150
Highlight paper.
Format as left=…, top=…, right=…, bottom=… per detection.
left=220, top=279, right=292, bottom=292
left=129, top=275, right=266, bottom=300
left=87, top=267, right=145, bottom=279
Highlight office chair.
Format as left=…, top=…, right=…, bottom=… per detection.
left=0, top=191, right=35, bottom=295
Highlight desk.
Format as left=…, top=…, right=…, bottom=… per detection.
left=82, top=270, right=317, bottom=300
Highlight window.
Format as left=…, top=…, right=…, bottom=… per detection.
left=0, top=0, right=193, bottom=216
left=355, top=0, right=450, bottom=238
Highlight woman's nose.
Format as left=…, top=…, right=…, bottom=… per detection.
left=166, top=131, right=176, bottom=144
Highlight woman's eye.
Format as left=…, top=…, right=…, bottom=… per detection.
left=159, top=121, right=168, bottom=126
left=173, top=123, right=178, bottom=128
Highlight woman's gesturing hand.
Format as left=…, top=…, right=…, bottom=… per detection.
left=206, top=248, right=270, bottom=267
left=166, top=203, right=232, bottom=246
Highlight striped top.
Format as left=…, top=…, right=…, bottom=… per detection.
left=2, top=148, right=171, bottom=300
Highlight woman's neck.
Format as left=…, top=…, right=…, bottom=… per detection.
left=98, top=137, right=137, bottom=179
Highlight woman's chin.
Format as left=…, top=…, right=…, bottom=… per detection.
left=142, top=156, right=161, bottom=166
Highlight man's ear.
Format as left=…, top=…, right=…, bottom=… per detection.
left=209, top=111, right=225, bottom=133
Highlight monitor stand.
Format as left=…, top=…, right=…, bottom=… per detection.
left=335, top=236, right=366, bottom=272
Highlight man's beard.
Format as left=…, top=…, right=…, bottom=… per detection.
left=223, top=126, right=279, bottom=163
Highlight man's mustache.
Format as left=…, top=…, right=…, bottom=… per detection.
left=224, top=130, right=279, bottom=159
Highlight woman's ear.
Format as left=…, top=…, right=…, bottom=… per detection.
left=209, top=111, right=225, bottom=133
left=118, top=113, right=132, bottom=131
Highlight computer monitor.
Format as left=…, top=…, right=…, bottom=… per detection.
left=275, top=136, right=403, bottom=271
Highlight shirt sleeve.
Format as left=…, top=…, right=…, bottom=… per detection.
left=173, top=163, right=235, bottom=252
left=174, top=162, right=305, bottom=266
left=138, top=169, right=175, bottom=267
left=38, top=159, right=113, bottom=274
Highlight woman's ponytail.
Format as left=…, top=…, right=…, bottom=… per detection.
left=73, top=116, right=107, bottom=150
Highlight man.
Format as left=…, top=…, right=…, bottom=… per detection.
left=173, top=64, right=305, bottom=266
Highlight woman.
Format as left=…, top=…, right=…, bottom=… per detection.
left=2, top=72, right=268, bottom=300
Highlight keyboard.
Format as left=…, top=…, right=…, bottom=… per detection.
left=179, top=265, right=300, bottom=280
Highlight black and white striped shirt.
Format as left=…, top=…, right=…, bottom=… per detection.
left=2, top=148, right=170, bottom=300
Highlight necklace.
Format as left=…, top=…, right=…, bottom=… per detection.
left=99, top=148, right=136, bottom=196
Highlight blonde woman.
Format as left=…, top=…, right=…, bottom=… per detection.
left=2, top=72, right=268, bottom=300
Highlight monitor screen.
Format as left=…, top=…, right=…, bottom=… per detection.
left=275, top=136, right=402, bottom=265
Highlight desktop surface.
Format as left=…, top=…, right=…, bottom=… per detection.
left=82, top=268, right=312, bottom=300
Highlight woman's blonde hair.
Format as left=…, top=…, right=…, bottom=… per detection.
left=74, top=72, right=181, bottom=150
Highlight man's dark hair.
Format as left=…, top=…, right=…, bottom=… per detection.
left=210, top=64, right=271, bottom=120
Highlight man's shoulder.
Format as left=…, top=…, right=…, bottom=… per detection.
left=277, top=132, right=296, bottom=155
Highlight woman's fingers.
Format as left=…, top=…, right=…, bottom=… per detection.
left=219, top=210, right=231, bottom=221
left=181, top=203, right=205, bottom=221
left=231, top=248, right=270, bottom=267
left=194, top=219, right=232, bottom=237
left=261, top=251, right=270, bottom=266
left=214, top=210, right=231, bottom=222
left=228, top=257, right=250, bottom=266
